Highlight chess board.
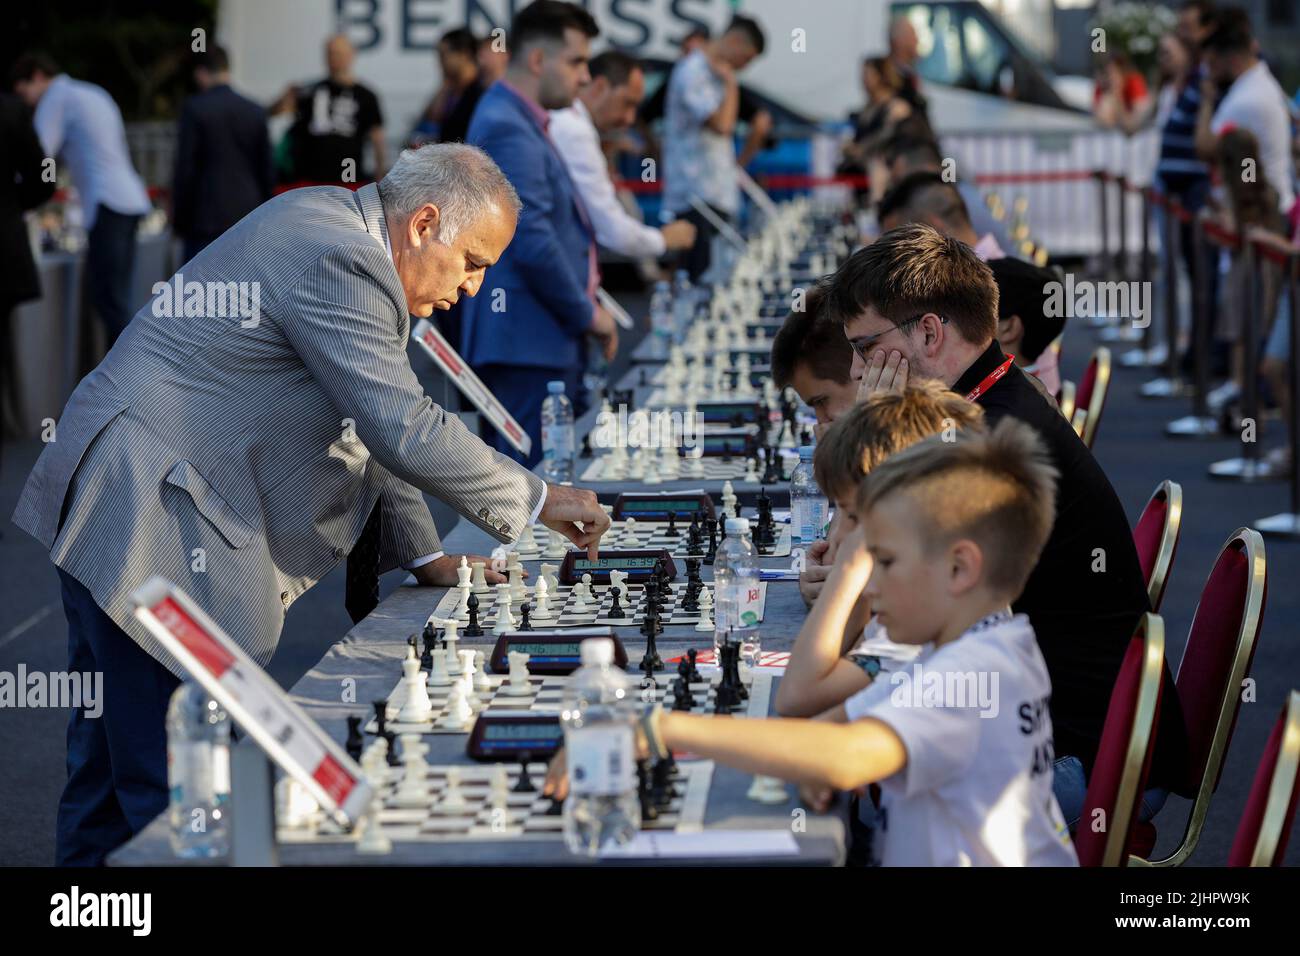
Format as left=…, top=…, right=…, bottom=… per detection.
left=276, top=760, right=714, bottom=844
left=515, top=519, right=792, bottom=558
left=370, top=669, right=775, bottom=735
left=645, top=386, right=767, bottom=407
left=579, top=455, right=768, bottom=483
left=431, top=580, right=768, bottom=629
left=647, top=363, right=772, bottom=386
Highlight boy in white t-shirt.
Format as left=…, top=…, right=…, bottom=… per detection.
left=602, top=419, right=1077, bottom=866
left=778, top=380, right=986, bottom=717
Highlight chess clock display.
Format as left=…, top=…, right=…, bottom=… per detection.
left=611, top=492, right=715, bottom=522
left=488, top=628, right=627, bottom=674
left=693, top=401, right=764, bottom=425
left=466, top=713, right=564, bottom=761
left=559, top=548, right=677, bottom=585
left=695, top=429, right=757, bottom=458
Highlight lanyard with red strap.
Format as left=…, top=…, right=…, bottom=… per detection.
left=965, top=355, right=1015, bottom=402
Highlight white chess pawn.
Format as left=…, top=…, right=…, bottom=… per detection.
left=354, top=796, right=392, bottom=854
left=470, top=561, right=490, bottom=594
left=456, top=555, right=472, bottom=589
left=695, top=587, right=714, bottom=631
left=721, top=480, right=737, bottom=510
left=688, top=447, right=705, bottom=477
left=623, top=517, right=640, bottom=547
left=459, top=651, right=484, bottom=712
left=643, top=454, right=662, bottom=485
left=438, top=681, right=473, bottom=730
left=491, top=583, right=516, bottom=636
left=532, top=575, right=553, bottom=620
left=743, top=458, right=759, bottom=483
left=451, top=583, right=470, bottom=622
left=392, top=733, right=431, bottom=807
left=395, top=645, right=433, bottom=724
left=501, top=650, right=533, bottom=696
left=426, top=647, right=453, bottom=688
left=473, top=651, right=491, bottom=695
left=572, top=572, right=595, bottom=609
left=489, top=765, right=511, bottom=813
left=438, top=766, right=469, bottom=812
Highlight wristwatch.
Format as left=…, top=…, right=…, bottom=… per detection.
left=638, top=703, right=669, bottom=760
left=851, top=654, right=882, bottom=679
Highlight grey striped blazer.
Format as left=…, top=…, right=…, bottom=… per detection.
left=12, top=182, right=543, bottom=674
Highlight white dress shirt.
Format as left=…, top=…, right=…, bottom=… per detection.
left=549, top=98, right=666, bottom=259
left=34, top=74, right=151, bottom=230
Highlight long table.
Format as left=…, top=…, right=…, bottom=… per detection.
left=108, top=500, right=844, bottom=866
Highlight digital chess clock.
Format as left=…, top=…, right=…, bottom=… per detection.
left=694, top=401, right=764, bottom=426
left=559, top=548, right=677, bottom=585
left=488, top=628, right=626, bottom=674
left=695, top=430, right=756, bottom=458
left=466, top=713, right=564, bottom=762
left=611, top=492, right=715, bottom=521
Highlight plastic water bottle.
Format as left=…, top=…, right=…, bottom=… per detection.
left=540, top=380, right=575, bottom=483
left=672, top=269, right=694, bottom=339
left=714, top=518, right=762, bottom=666
left=790, top=445, right=829, bottom=545
left=649, top=280, right=673, bottom=341
left=166, top=681, right=231, bottom=859
left=561, top=638, right=640, bottom=855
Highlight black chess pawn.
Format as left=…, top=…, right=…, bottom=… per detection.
left=372, top=699, right=388, bottom=738
left=420, top=629, right=435, bottom=670
left=581, top=434, right=593, bottom=458
left=463, top=592, right=484, bottom=636
left=607, top=585, right=626, bottom=619
left=665, top=510, right=679, bottom=537
left=672, top=677, right=694, bottom=711
left=705, top=518, right=718, bottom=564
left=383, top=730, right=401, bottom=766
left=686, top=648, right=704, bottom=683
left=346, top=715, right=364, bottom=760
left=519, top=602, right=533, bottom=631
left=513, top=754, right=537, bottom=793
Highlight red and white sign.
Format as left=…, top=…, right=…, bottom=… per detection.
left=411, top=319, right=531, bottom=457
left=130, top=578, right=372, bottom=827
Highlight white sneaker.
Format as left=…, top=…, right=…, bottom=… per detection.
left=1206, top=380, right=1241, bottom=413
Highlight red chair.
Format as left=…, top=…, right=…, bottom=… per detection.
left=1075, top=613, right=1165, bottom=867
left=1057, top=380, right=1077, bottom=423
left=1071, top=346, right=1112, bottom=448
left=1229, top=690, right=1300, bottom=866
left=1132, top=480, right=1183, bottom=613
left=1130, top=528, right=1267, bottom=866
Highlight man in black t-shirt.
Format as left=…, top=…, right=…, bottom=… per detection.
left=272, top=34, right=387, bottom=184
left=824, top=223, right=1191, bottom=828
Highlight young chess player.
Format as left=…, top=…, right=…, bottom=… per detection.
left=775, top=380, right=985, bottom=718
left=550, top=420, right=1077, bottom=866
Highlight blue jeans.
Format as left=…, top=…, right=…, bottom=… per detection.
left=55, top=568, right=180, bottom=866
left=1052, top=754, right=1168, bottom=830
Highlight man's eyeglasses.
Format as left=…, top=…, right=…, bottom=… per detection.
left=847, top=314, right=948, bottom=361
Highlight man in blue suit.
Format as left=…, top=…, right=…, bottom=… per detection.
left=462, top=0, right=618, bottom=467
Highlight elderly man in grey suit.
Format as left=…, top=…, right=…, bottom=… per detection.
left=11, top=142, right=610, bottom=865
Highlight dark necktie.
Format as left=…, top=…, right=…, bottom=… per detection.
left=345, top=501, right=382, bottom=624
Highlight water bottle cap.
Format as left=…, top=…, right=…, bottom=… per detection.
left=724, top=517, right=750, bottom=534
left=579, top=638, right=615, bottom=666
left=547, top=380, right=565, bottom=394
left=798, top=444, right=815, bottom=461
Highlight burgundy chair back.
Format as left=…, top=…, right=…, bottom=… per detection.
left=1076, top=615, right=1164, bottom=867
left=1229, top=691, right=1300, bottom=866
left=1132, top=480, right=1182, bottom=613
left=1175, top=531, right=1267, bottom=794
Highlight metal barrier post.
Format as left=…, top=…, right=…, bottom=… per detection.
left=1165, top=213, right=1219, bottom=436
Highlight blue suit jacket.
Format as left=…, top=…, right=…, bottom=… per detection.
left=461, top=82, right=594, bottom=371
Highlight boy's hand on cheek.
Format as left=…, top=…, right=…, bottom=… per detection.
left=799, top=561, right=831, bottom=607
left=835, top=524, right=873, bottom=581
left=799, top=782, right=835, bottom=812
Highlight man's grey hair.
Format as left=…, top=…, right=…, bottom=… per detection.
left=378, top=143, right=521, bottom=243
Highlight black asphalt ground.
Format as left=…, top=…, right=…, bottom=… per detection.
left=1, top=288, right=1297, bottom=867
